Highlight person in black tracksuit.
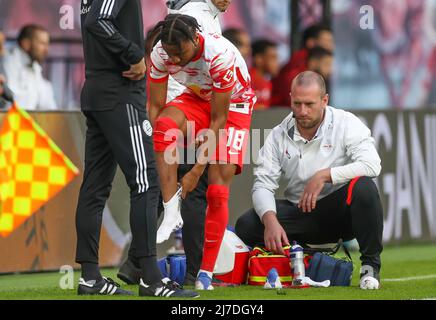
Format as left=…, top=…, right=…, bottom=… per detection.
left=117, top=26, right=208, bottom=287
left=76, top=0, right=198, bottom=298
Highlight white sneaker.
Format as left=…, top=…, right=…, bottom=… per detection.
left=360, top=276, right=380, bottom=290
left=157, top=187, right=183, bottom=244
left=360, top=265, right=380, bottom=290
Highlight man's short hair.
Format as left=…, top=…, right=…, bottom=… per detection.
left=292, top=71, right=327, bottom=97
left=302, top=24, right=331, bottom=48
left=307, top=46, right=333, bottom=61
left=17, top=25, right=47, bottom=45
left=222, top=28, right=246, bottom=48
left=251, top=39, right=277, bottom=58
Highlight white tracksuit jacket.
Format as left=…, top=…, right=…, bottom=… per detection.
left=252, top=106, right=382, bottom=220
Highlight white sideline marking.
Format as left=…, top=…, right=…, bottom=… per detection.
left=384, top=274, right=436, bottom=282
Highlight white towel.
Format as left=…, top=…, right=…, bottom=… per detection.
left=302, top=276, right=330, bottom=288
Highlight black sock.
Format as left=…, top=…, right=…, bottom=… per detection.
left=139, top=256, right=162, bottom=285
left=81, top=262, right=102, bottom=282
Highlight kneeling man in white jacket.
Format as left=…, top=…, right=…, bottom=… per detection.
left=235, top=71, right=383, bottom=290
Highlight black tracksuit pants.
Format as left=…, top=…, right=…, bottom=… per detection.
left=235, top=177, right=384, bottom=271
left=75, top=103, right=160, bottom=264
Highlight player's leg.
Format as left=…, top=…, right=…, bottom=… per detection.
left=194, top=104, right=253, bottom=290
left=194, top=163, right=236, bottom=290
left=154, top=93, right=210, bottom=244
left=153, top=105, right=188, bottom=243
left=154, top=106, right=187, bottom=202
left=195, top=164, right=235, bottom=289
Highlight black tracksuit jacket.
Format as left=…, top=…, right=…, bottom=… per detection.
left=80, top=0, right=146, bottom=110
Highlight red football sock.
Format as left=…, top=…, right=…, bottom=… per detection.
left=200, top=184, right=230, bottom=273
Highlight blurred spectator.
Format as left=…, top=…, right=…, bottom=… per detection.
left=249, top=39, right=280, bottom=110
left=271, top=24, right=333, bottom=106
left=3, top=25, right=57, bottom=110
left=278, top=46, right=333, bottom=107
left=222, top=28, right=252, bottom=64
left=307, top=47, right=333, bottom=82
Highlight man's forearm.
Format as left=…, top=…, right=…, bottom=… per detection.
left=252, top=187, right=277, bottom=221
left=317, top=168, right=332, bottom=183
left=330, top=161, right=380, bottom=185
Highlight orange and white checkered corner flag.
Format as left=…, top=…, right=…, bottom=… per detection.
left=0, top=103, right=79, bottom=237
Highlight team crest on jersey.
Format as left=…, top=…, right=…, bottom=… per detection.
left=143, top=120, right=153, bottom=137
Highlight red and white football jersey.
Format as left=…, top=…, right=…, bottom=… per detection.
left=150, top=32, right=256, bottom=106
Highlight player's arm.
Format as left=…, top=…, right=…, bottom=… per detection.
left=252, top=129, right=289, bottom=254
left=148, top=45, right=170, bottom=123
left=192, top=89, right=232, bottom=175
left=83, top=0, right=145, bottom=79
left=148, top=80, right=168, bottom=127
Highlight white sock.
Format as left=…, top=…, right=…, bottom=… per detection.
left=157, top=188, right=183, bottom=243
left=162, top=187, right=182, bottom=213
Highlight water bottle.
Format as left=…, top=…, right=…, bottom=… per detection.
left=290, top=241, right=305, bottom=285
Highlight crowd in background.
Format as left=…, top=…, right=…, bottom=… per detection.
left=0, top=22, right=333, bottom=112
left=224, top=24, right=335, bottom=110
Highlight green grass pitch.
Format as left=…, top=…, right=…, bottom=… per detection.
left=1, top=244, right=435, bottom=300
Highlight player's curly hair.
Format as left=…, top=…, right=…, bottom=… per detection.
left=151, top=14, right=202, bottom=49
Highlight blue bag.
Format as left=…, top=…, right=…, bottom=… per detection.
left=306, top=252, right=353, bottom=286
left=305, top=241, right=354, bottom=286
left=157, top=255, right=187, bottom=285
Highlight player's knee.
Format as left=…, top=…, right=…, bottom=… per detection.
left=153, top=117, right=180, bottom=152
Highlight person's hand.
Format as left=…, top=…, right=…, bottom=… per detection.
left=180, top=170, right=201, bottom=199
left=0, top=31, right=5, bottom=57
left=298, top=169, right=331, bottom=213
left=122, top=58, right=146, bottom=81
left=263, top=212, right=290, bottom=255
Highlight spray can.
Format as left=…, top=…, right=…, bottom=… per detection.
left=290, top=241, right=305, bottom=285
